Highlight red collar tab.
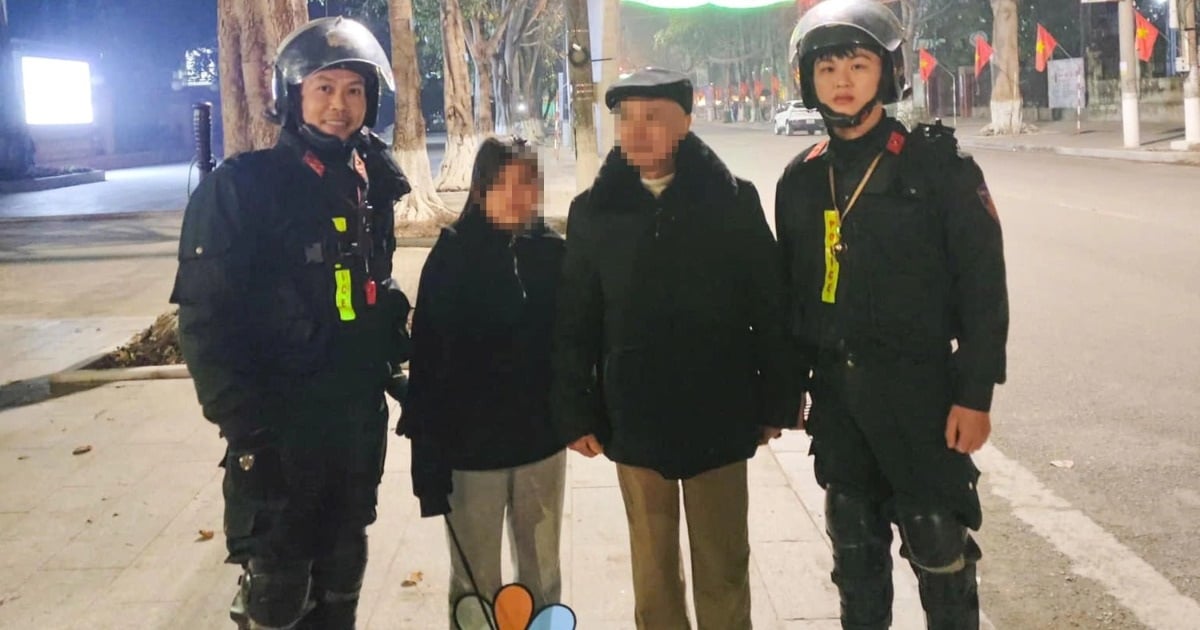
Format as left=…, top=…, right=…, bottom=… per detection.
left=886, top=131, right=906, bottom=155
left=302, top=151, right=326, bottom=177
left=804, top=140, right=829, bottom=162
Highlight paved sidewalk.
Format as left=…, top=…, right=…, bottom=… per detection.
left=950, top=118, right=1200, bottom=165
left=0, top=377, right=997, bottom=630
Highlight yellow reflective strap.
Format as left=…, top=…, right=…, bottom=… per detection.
left=821, top=210, right=841, bottom=304
left=332, top=217, right=348, bottom=233
left=334, top=266, right=356, bottom=321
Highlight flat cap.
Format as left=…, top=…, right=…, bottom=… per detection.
left=604, top=68, right=693, bottom=115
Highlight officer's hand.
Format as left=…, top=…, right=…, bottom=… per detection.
left=945, top=405, right=991, bottom=454
left=759, top=425, right=783, bottom=445
left=569, top=434, right=604, bottom=458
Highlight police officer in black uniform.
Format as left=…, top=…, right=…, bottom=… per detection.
left=169, top=17, right=412, bottom=630
left=775, top=1, right=1008, bottom=629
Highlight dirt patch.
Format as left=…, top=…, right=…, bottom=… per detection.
left=88, top=311, right=183, bottom=369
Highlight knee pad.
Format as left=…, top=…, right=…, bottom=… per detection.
left=825, top=486, right=893, bottom=579
left=311, top=531, right=368, bottom=603
left=897, top=508, right=980, bottom=574
left=239, top=559, right=314, bottom=629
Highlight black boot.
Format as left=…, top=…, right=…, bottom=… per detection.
left=914, top=563, right=979, bottom=630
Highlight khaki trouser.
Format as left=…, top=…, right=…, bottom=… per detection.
left=617, top=460, right=752, bottom=630
left=445, top=450, right=567, bottom=630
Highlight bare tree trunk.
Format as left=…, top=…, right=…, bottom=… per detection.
left=474, top=48, right=498, bottom=133
left=217, top=0, right=306, bottom=156
left=436, top=0, right=478, bottom=191
left=986, top=0, right=1024, bottom=135
left=388, top=0, right=450, bottom=221
left=465, top=3, right=518, bottom=136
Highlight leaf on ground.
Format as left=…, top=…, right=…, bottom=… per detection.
left=196, top=530, right=215, bottom=542
left=1050, top=459, right=1075, bottom=469
left=72, top=445, right=93, bottom=456
left=401, top=571, right=424, bottom=587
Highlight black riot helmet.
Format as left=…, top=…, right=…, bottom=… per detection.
left=269, top=17, right=394, bottom=131
left=790, top=0, right=907, bottom=128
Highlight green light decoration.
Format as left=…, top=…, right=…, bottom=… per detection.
left=624, top=0, right=792, bottom=9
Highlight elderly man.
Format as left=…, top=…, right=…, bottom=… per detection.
left=552, top=68, right=799, bottom=629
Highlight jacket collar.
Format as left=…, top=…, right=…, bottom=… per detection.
left=590, top=132, right=738, bottom=211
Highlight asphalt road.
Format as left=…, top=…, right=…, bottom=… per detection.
left=696, top=121, right=1200, bottom=629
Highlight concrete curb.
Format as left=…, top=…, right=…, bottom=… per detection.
left=0, top=208, right=184, bottom=224
left=0, top=170, right=107, bottom=194
left=48, top=364, right=191, bottom=396
left=959, top=138, right=1200, bottom=166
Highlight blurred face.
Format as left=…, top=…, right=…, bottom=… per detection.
left=300, top=68, right=367, bottom=141
left=615, top=98, right=692, bottom=180
left=812, top=47, right=883, bottom=119
left=483, top=160, right=543, bottom=231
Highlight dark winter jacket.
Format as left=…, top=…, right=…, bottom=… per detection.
left=170, top=128, right=412, bottom=444
left=551, top=132, right=800, bottom=480
left=401, top=209, right=567, bottom=517
left=774, top=117, right=1008, bottom=411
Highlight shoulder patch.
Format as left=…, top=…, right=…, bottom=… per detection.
left=804, top=140, right=829, bottom=162
left=977, top=183, right=1000, bottom=224
left=886, top=131, right=906, bottom=155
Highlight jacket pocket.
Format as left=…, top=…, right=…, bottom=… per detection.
left=221, top=444, right=288, bottom=542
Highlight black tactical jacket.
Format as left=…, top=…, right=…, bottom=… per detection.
left=170, top=128, right=412, bottom=440
left=775, top=117, right=1008, bottom=411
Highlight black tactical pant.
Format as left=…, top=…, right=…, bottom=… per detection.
left=809, top=349, right=982, bottom=630
left=222, top=395, right=389, bottom=630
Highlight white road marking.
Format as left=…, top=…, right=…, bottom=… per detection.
left=975, top=444, right=1200, bottom=629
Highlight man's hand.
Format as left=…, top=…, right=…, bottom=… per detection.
left=759, top=425, right=783, bottom=445
left=945, top=405, right=991, bottom=454
left=569, top=434, right=604, bottom=458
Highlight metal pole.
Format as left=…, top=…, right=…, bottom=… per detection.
left=1182, top=0, right=1200, bottom=146
left=566, top=0, right=600, bottom=191
left=1118, top=0, right=1141, bottom=148
left=595, top=0, right=620, bottom=154
left=1169, top=0, right=1180, bottom=77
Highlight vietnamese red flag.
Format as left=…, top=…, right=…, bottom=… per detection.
left=1135, top=10, right=1159, bottom=63
left=1036, top=24, right=1058, bottom=72
left=974, top=37, right=993, bottom=79
left=771, top=75, right=781, bottom=96
left=919, top=48, right=938, bottom=83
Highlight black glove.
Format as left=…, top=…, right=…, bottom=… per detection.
left=385, top=367, right=408, bottom=405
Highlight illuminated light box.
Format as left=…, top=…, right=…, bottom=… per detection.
left=21, top=56, right=95, bottom=126
left=624, top=0, right=791, bottom=7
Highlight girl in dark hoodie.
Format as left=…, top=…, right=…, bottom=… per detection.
left=399, top=137, right=567, bottom=623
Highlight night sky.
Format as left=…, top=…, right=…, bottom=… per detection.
left=8, top=0, right=218, bottom=69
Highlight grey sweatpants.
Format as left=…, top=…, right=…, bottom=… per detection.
left=444, top=450, right=566, bottom=629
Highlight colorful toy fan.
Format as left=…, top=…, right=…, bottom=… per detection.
left=453, top=583, right=576, bottom=630
left=447, top=517, right=577, bottom=630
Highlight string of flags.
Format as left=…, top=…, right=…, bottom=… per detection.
left=918, top=4, right=1162, bottom=82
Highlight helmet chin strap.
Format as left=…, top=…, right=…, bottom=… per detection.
left=818, top=98, right=879, bottom=130
left=298, top=123, right=365, bottom=155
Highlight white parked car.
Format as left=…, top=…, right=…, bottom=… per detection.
left=773, top=100, right=824, bottom=136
